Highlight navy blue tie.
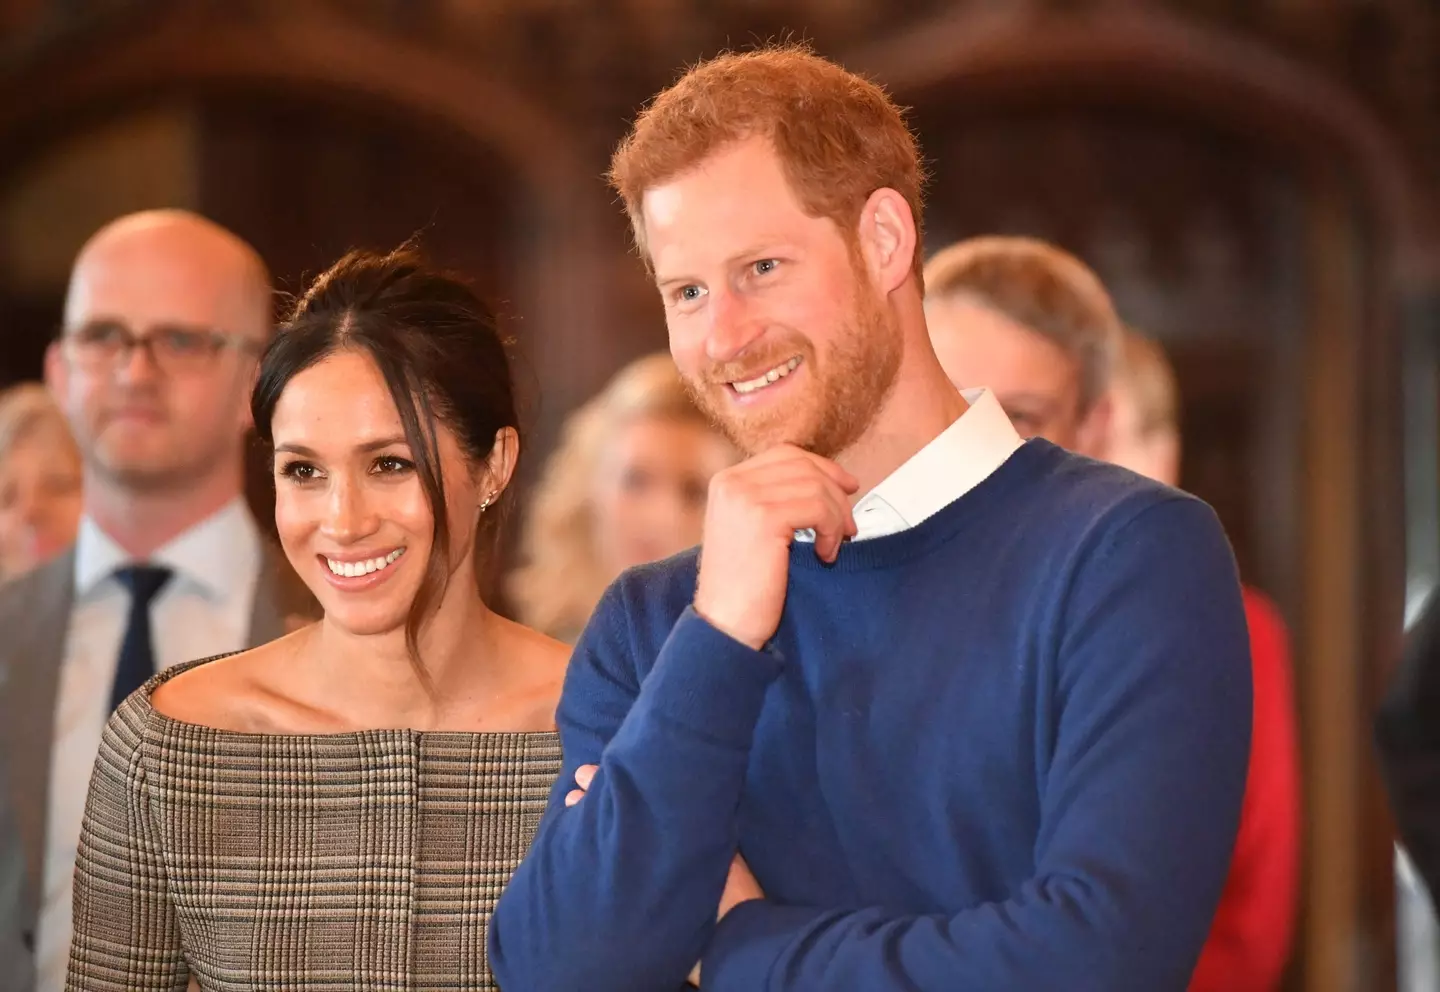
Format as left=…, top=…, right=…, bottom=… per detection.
left=108, top=565, right=174, bottom=714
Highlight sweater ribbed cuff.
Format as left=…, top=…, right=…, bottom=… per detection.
left=704, top=899, right=834, bottom=990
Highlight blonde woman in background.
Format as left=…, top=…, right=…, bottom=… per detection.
left=0, top=383, right=82, bottom=582
left=509, top=352, right=737, bottom=642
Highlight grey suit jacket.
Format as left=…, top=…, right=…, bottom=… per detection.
left=0, top=539, right=315, bottom=963
left=0, top=760, right=31, bottom=992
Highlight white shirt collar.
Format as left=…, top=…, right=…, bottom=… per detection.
left=798, top=388, right=1023, bottom=543
left=74, top=497, right=262, bottom=602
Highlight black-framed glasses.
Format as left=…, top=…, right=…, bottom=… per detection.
left=59, top=320, right=264, bottom=376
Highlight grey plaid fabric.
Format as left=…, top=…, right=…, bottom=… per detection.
left=67, top=660, right=562, bottom=991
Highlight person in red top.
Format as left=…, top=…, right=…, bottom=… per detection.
left=1104, top=327, right=1302, bottom=991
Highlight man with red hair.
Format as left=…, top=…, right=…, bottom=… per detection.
left=491, top=45, right=1251, bottom=991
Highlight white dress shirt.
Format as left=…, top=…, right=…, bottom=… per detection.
left=36, top=498, right=261, bottom=992
left=800, top=387, right=1024, bottom=543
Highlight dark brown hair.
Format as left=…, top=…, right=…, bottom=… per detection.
left=251, top=246, right=517, bottom=678
left=609, top=43, right=929, bottom=282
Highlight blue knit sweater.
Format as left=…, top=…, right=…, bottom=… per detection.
left=490, top=440, right=1252, bottom=991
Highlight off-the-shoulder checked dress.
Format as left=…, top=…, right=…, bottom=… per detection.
left=66, top=658, right=561, bottom=991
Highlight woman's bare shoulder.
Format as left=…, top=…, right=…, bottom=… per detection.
left=150, top=628, right=309, bottom=729
left=498, top=619, right=571, bottom=729
left=515, top=621, right=571, bottom=681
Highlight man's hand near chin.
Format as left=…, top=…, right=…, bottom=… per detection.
left=565, top=764, right=765, bottom=987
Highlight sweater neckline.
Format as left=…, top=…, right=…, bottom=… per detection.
left=788, top=438, right=1054, bottom=575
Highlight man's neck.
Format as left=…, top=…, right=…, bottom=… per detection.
left=84, top=468, right=245, bottom=560
left=836, top=335, right=970, bottom=502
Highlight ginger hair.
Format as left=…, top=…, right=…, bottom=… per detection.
left=609, top=43, right=929, bottom=283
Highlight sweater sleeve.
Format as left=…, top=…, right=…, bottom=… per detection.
left=1188, top=588, right=1301, bottom=991
left=699, top=497, right=1252, bottom=991
left=488, top=577, right=785, bottom=992
left=67, top=701, right=190, bottom=991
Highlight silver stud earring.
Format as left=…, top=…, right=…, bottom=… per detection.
left=479, top=491, right=497, bottom=513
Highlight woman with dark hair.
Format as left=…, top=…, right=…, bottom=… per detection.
left=65, top=247, right=566, bottom=991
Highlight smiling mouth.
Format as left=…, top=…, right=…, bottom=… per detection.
left=323, top=547, right=406, bottom=577
left=728, top=356, right=802, bottom=395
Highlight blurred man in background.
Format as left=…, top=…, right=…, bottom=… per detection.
left=923, top=235, right=1116, bottom=455
left=1378, top=589, right=1440, bottom=922
left=0, top=209, right=313, bottom=992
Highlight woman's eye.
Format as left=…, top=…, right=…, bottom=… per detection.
left=677, top=284, right=706, bottom=304
left=279, top=461, right=318, bottom=482
left=374, top=455, right=414, bottom=475
left=753, top=259, right=778, bottom=275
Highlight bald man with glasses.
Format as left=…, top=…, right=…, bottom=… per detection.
left=0, top=210, right=314, bottom=992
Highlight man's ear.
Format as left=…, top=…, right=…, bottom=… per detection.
left=237, top=359, right=259, bottom=434
left=1076, top=392, right=1114, bottom=461
left=43, top=341, right=66, bottom=400
left=854, top=187, right=918, bottom=296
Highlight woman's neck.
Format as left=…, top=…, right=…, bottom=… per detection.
left=305, top=571, right=504, bottom=730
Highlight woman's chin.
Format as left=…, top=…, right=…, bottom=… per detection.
left=319, top=607, right=410, bottom=640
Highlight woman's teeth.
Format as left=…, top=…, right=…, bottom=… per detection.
left=732, top=356, right=801, bottom=395
left=326, top=548, right=405, bottom=577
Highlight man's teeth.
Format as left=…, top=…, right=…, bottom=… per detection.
left=732, top=357, right=801, bottom=395
left=326, top=548, right=405, bottom=577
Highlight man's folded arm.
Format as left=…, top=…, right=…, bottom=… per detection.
left=489, top=578, right=783, bottom=992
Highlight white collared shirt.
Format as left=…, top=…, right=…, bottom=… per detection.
left=799, top=388, right=1024, bottom=543
left=36, top=498, right=262, bottom=992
